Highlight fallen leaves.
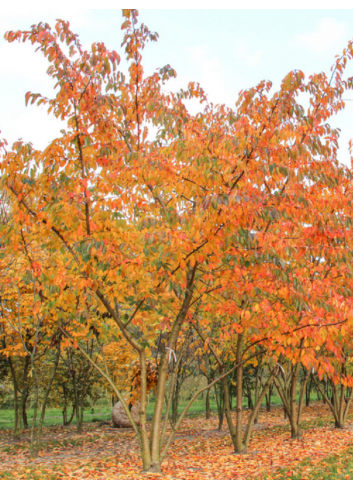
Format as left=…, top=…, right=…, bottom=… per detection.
left=1, top=402, right=353, bottom=480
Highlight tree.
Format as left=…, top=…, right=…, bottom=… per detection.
left=2, top=9, right=353, bottom=473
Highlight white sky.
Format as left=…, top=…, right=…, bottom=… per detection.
left=1, top=7, right=353, bottom=164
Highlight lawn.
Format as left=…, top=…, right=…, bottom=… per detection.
left=0, top=392, right=294, bottom=430
left=268, top=443, right=353, bottom=480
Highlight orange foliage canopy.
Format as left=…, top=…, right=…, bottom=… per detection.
left=2, top=8, right=353, bottom=470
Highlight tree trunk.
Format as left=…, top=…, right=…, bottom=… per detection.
left=222, top=372, right=237, bottom=452
left=76, top=401, right=82, bottom=434
left=265, top=391, right=271, bottom=412
left=65, top=321, right=252, bottom=474
left=312, top=376, right=351, bottom=429
left=171, top=380, right=181, bottom=427
left=205, top=388, right=211, bottom=419
left=67, top=404, right=76, bottom=426
left=296, top=368, right=310, bottom=436
left=214, top=383, right=224, bottom=430
left=139, top=349, right=152, bottom=471
left=247, top=389, right=254, bottom=409
left=20, top=355, right=30, bottom=430
left=253, top=364, right=262, bottom=424
left=29, top=366, right=39, bottom=459
left=33, top=367, right=59, bottom=455
left=243, top=371, right=275, bottom=451
left=62, top=403, right=68, bottom=426
left=289, top=362, right=300, bottom=439
left=275, top=362, right=307, bottom=440
left=30, top=342, right=61, bottom=458
left=338, top=382, right=345, bottom=428
left=8, top=357, right=21, bottom=440
left=22, top=393, right=29, bottom=430
left=79, top=397, right=84, bottom=430
left=149, top=354, right=169, bottom=473
left=148, top=277, right=195, bottom=473
left=72, top=368, right=83, bottom=434
left=305, top=376, right=312, bottom=407
left=235, top=333, right=244, bottom=453
left=160, top=343, right=185, bottom=450
left=74, top=393, right=82, bottom=433
left=274, top=370, right=300, bottom=439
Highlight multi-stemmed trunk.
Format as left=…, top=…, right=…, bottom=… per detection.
left=29, top=342, right=61, bottom=458
left=64, top=404, right=76, bottom=426
left=243, top=371, right=275, bottom=451
left=192, top=322, right=272, bottom=455
left=62, top=386, right=76, bottom=426
left=160, top=343, right=185, bottom=449
left=61, top=268, right=259, bottom=473
left=70, top=323, right=249, bottom=474
left=274, top=363, right=310, bottom=439
left=313, top=374, right=352, bottom=429
left=148, top=345, right=181, bottom=472
left=221, top=350, right=275, bottom=454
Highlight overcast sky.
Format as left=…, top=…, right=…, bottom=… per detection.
left=1, top=9, right=353, bottom=164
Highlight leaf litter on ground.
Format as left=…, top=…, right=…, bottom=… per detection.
left=1, top=402, right=353, bottom=480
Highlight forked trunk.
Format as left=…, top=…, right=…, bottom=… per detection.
left=313, top=374, right=352, bottom=430
left=274, top=362, right=309, bottom=440
left=31, top=342, right=61, bottom=458
left=243, top=371, right=275, bottom=451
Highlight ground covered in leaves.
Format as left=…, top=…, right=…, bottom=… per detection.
left=1, top=402, right=353, bottom=480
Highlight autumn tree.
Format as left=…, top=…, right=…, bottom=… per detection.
left=2, top=9, right=353, bottom=473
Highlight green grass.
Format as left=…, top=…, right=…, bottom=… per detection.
left=270, top=445, right=353, bottom=480
left=0, top=406, right=113, bottom=430
left=0, top=397, right=248, bottom=430
left=0, top=391, right=321, bottom=431
left=0, top=466, right=61, bottom=480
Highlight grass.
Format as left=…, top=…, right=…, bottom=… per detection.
left=271, top=445, right=353, bottom=480
left=0, top=466, right=61, bottom=480
left=0, top=406, right=112, bottom=430
left=0, top=391, right=321, bottom=431
left=0, top=397, right=258, bottom=430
